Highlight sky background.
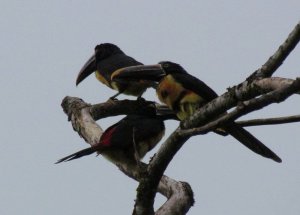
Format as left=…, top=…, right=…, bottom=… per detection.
left=1, top=1, right=299, bottom=214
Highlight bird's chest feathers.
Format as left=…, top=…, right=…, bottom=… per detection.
left=95, top=70, right=120, bottom=92
left=95, top=71, right=111, bottom=87
left=157, top=75, right=183, bottom=107
left=157, top=75, right=204, bottom=120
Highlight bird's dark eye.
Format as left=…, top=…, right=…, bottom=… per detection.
left=161, top=90, right=168, bottom=98
left=163, top=63, right=169, bottom=68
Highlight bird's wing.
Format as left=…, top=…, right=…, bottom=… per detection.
left=98, top=54, right=143, bottom=82
left=172, top=73, right=218, bottom=102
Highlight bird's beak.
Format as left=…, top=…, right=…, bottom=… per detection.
left=112, top=64, right=166, bottom=82
left=76, top=54, right=96, bottom=86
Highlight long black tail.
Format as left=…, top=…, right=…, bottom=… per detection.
left=224, top=123, right=282, bottom=163
left=55, top=147, right=96, bottom=164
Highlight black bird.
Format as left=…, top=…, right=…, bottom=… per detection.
left=56, top=114, right=175, bottom=165
left=76, top=43, right=153, bottom=99
left=113, top=61, right=282, bottom=162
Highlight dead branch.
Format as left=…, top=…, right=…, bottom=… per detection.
left=89, top=99, right=168, bottom=120
left=237, top=114, right=300, bottom=127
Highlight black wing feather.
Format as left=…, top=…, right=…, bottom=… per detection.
left=172, top=73, right=218, bottom=102
left=97, top=54, right=143, bottom=82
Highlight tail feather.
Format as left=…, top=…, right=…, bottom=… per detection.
left=55, top=147, right=96, bottom=164
left=224, top=123, right=282, bottom=163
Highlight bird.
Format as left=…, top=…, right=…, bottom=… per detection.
left=112, top=61, right=282, bottom=162
left=76, top=43, right=154, bottom=99
left=56, top=114, right=176, bottom=165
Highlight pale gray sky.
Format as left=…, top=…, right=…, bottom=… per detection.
left=1, top=1, right=299, bottom=214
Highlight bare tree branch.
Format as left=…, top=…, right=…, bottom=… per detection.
left=61, top=97, right=103, bottom=146
left=89, top=99, right=168, bottom=120
left=237, top=114, right=300, bottom=127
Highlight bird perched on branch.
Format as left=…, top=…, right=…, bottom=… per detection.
left=76, top=43, right=154, bottom=99
left=112, top=61, right=282, bottom=162
left=56, top=114, right=176, bottom=165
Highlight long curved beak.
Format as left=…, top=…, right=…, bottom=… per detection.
left=76, top=54, right=96, bottom=86
left=112, top=64, right=166, bottom=82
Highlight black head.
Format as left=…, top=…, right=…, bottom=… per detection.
left=158, top=61, right=188, bottom=75
left=76, top=43, right=124, bottom=85
left=94, top=43, right=124, bottom=61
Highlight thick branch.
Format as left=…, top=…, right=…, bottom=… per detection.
left=90, top=99, right=163, bottom=120
left=134, top=130, right=190, bottom=215
left=61, top=96, right=103, bottom=146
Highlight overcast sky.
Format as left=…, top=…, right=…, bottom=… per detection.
left=1, top=1, right=299, bottom=214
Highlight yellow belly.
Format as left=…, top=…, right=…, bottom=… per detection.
left=177, top=93, right=203, bottom=120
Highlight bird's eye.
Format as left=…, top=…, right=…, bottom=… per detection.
left=163, top=63, right=169, bottom=68
left=161, top=90, right=168, bottom=98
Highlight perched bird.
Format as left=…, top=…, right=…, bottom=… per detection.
left=56, top=114, right=175, bottom=165
left=112, top=61, right=282, bottom=162
left=76, top=43, right=153, bottom=99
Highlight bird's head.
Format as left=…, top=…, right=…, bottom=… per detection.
left=111, top=61, right=187, bottom=83
left=76, top=43, right=123, bottom=86
left=157, top=61, right=187, bottom=75
left=94, top=43, right=124, bottom=61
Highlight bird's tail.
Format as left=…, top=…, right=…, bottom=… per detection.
left=224, top=123, right=282, bottom=163
left=55, top=147, right=96, bottom=164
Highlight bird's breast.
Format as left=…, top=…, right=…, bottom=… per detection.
left=157, top=75, right=185, bottom=109
left=157, top=75, right=205, bottom=120
left=95, top=70, right=111, bottom=87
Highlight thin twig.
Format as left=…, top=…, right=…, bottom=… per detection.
left=237, top=114, right=300, bottom=127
